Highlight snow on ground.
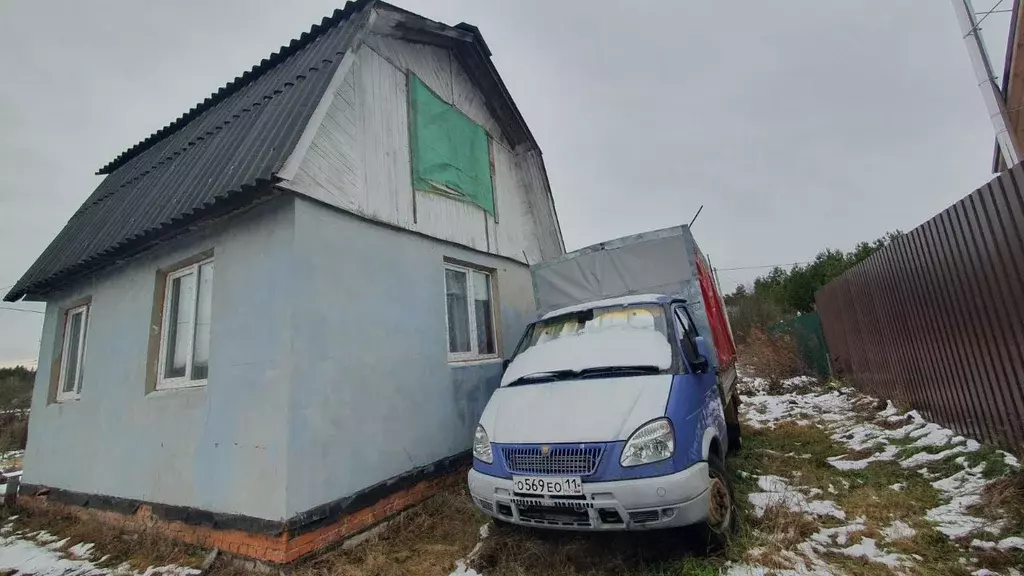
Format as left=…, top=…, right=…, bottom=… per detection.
left=729, top=375, right=1022, bottom=576
left=0, top=518, right=200, bottom=576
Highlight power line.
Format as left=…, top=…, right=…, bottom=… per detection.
left=715, top=261, right=812, bottom=272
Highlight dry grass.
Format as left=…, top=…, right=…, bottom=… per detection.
left=740, top=328, right=806, bottom=383
left=0, top=414, right=28, bottom=455
left=290, top=485, right=486, bottom=576
left=2, top=504, right=207, bottom=570
left=975, top=467, right=1024, bottom=536
left=754, top=505, right=819, bottom=548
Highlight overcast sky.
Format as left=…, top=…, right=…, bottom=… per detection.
left=0, top=1, right=1011, bottom=367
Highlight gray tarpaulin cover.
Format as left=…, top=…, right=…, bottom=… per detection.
left=530, top=224, right=722, bottom=367
left=532, top=225, right=699, bottom=315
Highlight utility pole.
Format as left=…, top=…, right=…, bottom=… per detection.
left=951, top=0, right=1022, bottom=167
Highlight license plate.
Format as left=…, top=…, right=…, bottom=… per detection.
left=512, top=475, right=583, bottom=496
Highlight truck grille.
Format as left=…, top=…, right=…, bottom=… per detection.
left=501, top=445, right=603, bottom=476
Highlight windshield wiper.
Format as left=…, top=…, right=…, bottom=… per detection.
left=576, top=365, right=662, bottom=379
left=506, top=370, right=578, bottom=387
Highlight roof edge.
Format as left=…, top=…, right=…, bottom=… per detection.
left=96, top=0, right=372, bottom=176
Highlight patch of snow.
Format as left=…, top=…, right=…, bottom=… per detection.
left=882, top=520, right=916, bottom=541
left=996, top=536, right=1024, bottom=551
left=890, top=483, right=905, bottom=491
left=448, top=560, right=482, bottom=576
left=971, top=540, right=997, bottom=550
left=478, top=523, right=490, bottom=540
left=747, top=475, right=845, bottom=520
left=927, top=495, right=990, bottom=538
left=828, top=444, right=899, bottom=470
left=1004, top=452, right=1020, bottom=468
left=0, top=530, right=199, bottom=576
left=838, top=537, right=905, bottom=567
left=67, top=542, right=94, bottom=559
left=973, top=569, right=1001, bottom=576
left=877, top=401, right=901, bottom=418
left=901, top=444, right=971, bottom=468
left=810, top=519, right=867, bottom=546
left=43, top=538, right=69, bottom=551
left=827, top=484, right=837, bottom=495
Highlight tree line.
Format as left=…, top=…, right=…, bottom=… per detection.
left=723, top=231, right=902, bottom=342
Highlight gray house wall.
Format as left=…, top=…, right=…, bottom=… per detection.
left=284, top=197, right=536, bottom=517
left=23, top=198, right=296, bottom=521
left=22, top=194, right=539, bottom=522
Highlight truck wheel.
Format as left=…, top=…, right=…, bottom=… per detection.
left=699, top=451, right=739, bottom=549
left=726, top=392, right=742, bottom=453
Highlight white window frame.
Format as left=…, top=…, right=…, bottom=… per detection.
left=56, top=304, right=89, bottom=402
left=444, top=263, right=499, bottom=363
left=157, top=257, right=214, bottom=390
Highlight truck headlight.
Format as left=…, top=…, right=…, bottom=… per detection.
left=473, top=424, right=493, bottom=464
left=620, top=418, right=674, bottom=467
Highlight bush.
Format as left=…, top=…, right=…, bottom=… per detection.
left=741, top=326, right=807, bottom=382
left=0, top=413, right=29, bottom=453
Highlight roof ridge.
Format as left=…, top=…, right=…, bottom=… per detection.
left=95, top=0, right=367, bottom=176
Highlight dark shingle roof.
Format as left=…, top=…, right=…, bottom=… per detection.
left=4, top=2, right=365, bottom=302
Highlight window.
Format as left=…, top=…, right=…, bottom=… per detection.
left=514, top=304, right=669, bottom=358
left=158, top=258, right=214, bottom=389
left=56, top=304, right=89, bottom=401
left=409, top=75, right=495, bottom=215
left=673, top=306, right=701, bottom=364
left=444, top=264, right=496, bottom=361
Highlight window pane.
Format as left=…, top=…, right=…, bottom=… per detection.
left=191, top=262, right=214, bottom=380
left=62, top=311, right=83, bottom=393
left=76, top=309, right=89, bottom=393
left=445, top=269, right=471, bottom=353
left=473, top=271, right=495, bottom=355
left=164, top=272, right=195, bottom=379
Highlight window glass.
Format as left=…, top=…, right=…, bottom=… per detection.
left=517, top=304, right=668, bottom=357
left=445, top=268, right=471, bottom=353
left=57, top=304, right=89, bottom=401
left=62, top=311, right=84, bottom=393
left=674, top=307, right=700, bottom=363
left=473, top=270, right=495, bottom=355
left=158, top=257, right=213, bottom=388
left=164, top=272, right=195, bottom=379
left=192, top=262, right=214, bottom=380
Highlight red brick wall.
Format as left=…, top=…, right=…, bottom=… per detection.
left=20, top=473, right=461, bottom=564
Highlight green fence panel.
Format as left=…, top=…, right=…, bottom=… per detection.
left=769, top=311, right=831, bottom=380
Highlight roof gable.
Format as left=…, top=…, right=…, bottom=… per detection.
left=5, top=0, right=545, bottom=302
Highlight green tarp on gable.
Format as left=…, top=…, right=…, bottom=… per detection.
left=409, top=74, right=495, bottom=215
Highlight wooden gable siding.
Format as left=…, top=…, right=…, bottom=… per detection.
left=283, top=34, right=556, bottom=265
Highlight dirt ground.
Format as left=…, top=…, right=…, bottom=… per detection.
left=2, top=372, right=1022, bottom=576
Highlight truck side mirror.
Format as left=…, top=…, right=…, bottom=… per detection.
left=691, top=355, right=709, bottom=374
left=692, top=336, right=711, bottom=374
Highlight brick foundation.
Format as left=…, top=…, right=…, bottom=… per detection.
left=19, top=472, right=462, bottom=564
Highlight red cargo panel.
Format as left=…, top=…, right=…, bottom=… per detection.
left=695, top=250, right=736, bottom=368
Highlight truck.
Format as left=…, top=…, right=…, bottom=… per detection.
left=467, top=224, right=741, bottom=542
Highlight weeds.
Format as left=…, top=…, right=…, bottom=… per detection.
left=741, top=327, right=806, bottom=382
left=3, top=505, right=206, bottom=570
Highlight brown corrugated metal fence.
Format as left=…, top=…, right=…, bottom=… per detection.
left=816, top=165, right=1024, bottom=452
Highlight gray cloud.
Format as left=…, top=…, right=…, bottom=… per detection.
left=0, top=0, right=1006, bottom=364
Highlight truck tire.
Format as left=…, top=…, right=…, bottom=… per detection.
left=698, top=451, right=739, bottom=549
left=726, top=392, right=742, bottom=453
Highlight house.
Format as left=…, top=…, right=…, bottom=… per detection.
left=3, top=0, right=563, bottom=562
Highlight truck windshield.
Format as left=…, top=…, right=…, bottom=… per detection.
left=514, top=304, right=669, bottom=357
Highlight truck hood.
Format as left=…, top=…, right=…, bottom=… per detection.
left=478, top=374, right=672, bottom=444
